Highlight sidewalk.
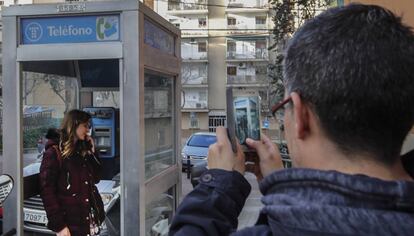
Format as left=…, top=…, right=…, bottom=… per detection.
left=237, top=172, right=263, bottom=230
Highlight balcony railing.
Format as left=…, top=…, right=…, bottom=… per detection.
left=227, top=24, right=268, bottom=30
left=168, top=0, right=207, bottom=11
left=227, top=0, right=269, bottom=8
left=182, top=76, right=208, bottom=85
left=182, top=51, right=208, bottom=60
left=255, top=24, right=267, bottom=30
left=182, top=100, right=208, bottom=109
left=227, top=50, right=268, bottom=60
left=227, top=74, right=268, bottom=84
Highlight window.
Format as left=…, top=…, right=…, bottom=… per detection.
left=198, top=18, right=207, bottom=27
left=227, top=41, right=236, bottom=52
left=255, top=40, right=266, bottom=49
left=256, top=64, right=267, bottom=75
left=227, top=66, right=237, bottom=75
left=190, top=118, right=199, bottom=129
left=255, top=16, right=266, bottom=25
left=189, top=112, right=199, bottom=129
left=145, top=189, right=174, bottom=236
left=199, top=91, right=207, bottom=101
left=93, top=91, right=120, bottom=108
left=144, top=72, right=174, bottom=179
left=198, top=42, right=207, bottom=52
left=227, top=17, right=236, bottom=26
left=209, top=116, right=226, bottom=132
left=198, top=65, right=207, bottom=76
left=158, top=129, right=166, bottom=146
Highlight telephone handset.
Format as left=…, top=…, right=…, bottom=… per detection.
left=79, top=139, right=93, bottom=151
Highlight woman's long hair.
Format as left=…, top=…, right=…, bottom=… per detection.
left=60, top=109, right=91, bottom=158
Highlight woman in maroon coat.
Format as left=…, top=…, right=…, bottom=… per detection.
left=40, top=110, right=105, bottom=236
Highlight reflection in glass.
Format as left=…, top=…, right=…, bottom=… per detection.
left=22, top=71, right=78, bottom=164
left=20, top=69, right=78, bottom=230
left=144, top=19, right=175, bottom=55
left=144, top=73, right=175, bottom=179
left=145, top=189, right=173, bottom=236
left=93, top=91, right=120, bottom=108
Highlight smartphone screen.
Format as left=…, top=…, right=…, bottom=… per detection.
left=233, top=95, right=260, bottom=144
left=226, top=88, right=261, bottom=150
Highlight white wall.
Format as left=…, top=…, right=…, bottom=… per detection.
left=181, top=40, right=208, bottom=59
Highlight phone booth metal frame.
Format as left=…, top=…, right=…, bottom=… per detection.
left=2, top=1, right=182, bottom=235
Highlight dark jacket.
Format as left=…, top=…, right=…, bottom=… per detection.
left=39, top=138, right=105, bottom=236
left=170, top=159, right=414, bottom=236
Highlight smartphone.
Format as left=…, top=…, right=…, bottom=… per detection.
left=226, top=88, right=261, bottom=152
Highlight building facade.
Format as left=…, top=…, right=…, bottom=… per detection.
left=153, top=0, right=277, bottom=140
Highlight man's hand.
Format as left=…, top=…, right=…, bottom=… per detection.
left=56, top=227, right=71, bottom=236
left=246, top=134, right=283, bottom=179
left=208, top=127, right=245, bottom=175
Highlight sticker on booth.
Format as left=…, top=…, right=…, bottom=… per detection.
left=21, top=15, right=120, bottom=44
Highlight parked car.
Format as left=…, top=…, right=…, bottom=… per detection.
left=0, top=175, right=14, bottom=235
left=181, top=132, right=217, bottom=171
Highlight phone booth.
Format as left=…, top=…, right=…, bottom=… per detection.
left=2, top=1, right=181, bottom=235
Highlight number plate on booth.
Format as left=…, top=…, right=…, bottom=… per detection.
left=24, top=209, right=48, bottom=225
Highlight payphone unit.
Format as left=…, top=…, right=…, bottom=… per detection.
left=83, top=107, right=120, bottom=179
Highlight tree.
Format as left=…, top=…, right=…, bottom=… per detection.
left=22, top=72, right=43, bottom=105
left=268, top=0, right=336, bottom=105
left=23, top=72, right=76, bottom=114
left=95, top=91, right=119, bottom=107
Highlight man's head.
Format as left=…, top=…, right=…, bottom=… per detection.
left=283, top=4, right=414, bottom=166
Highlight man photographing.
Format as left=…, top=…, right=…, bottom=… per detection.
left=170, top=4, right=414, bottom=236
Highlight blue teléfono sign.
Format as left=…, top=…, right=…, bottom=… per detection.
left=21, top=15, right=120, bottom=44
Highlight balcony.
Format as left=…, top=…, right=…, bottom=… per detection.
left=226, top=0, right=269, bottom=13
left=181, top=89, right=208, bottom=111
left=181, top=63, right=208, bottom=86
left=226, top=25, right=269, bottom=35
left=168, top=0, right=208, bottom=15
left=182, top=40, right=208, bottom=60
left=172, top=17, right=209, bottom=38
left=227, top=74, right=268, bottom=86
left=182, top=76, right=208, bottom=86
left=227, top=50, right=268, bottom=60
left=182, top=51, right=208, bottom=61
left=226, top=16, right=269, bottom=35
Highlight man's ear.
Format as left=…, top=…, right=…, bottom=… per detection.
left=290, top=92, right=310, bottom=139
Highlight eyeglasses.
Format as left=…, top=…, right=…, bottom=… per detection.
left=271, top=96, right=292, bottom=119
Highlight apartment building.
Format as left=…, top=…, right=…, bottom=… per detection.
left=154, top=0, right=277, bottom=139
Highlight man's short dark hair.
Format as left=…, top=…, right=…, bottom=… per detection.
left=283, top=4, right=414, bottom=164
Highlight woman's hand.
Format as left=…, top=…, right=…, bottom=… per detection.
left=56, top=227, right=71, bottom=236
left=207, top=127, right=245, bottom=175
left=246, top=134, right=283, bottom=179
left=86, top=135, right=95, bottom=153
